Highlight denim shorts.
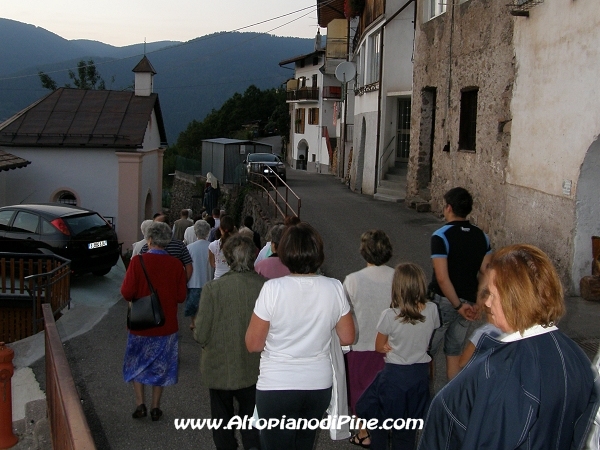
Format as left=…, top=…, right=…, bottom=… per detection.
left=429, top=294, right=470, bottom=356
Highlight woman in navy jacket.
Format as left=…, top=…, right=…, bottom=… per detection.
left=419, top=244, right=599, bottom=449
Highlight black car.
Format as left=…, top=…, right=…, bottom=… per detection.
left=245, top=153, right=287, bottom=182
left=0, top=203, right=120, bottom=276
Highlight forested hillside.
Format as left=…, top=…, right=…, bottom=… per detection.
left=163, top=84, right=289, bottom=186
left=0, top=19, right=313, bottom=141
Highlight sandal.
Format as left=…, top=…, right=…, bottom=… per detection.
left=349, top=432, right=370, bottom=448
left=132, top=404, right=147, bottom=419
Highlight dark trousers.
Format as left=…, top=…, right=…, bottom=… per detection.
left=370, top=429, right=418, bottom=450
left=256, top=387, right=332, bottom=450
left=209, top=385, right=260, bottom=450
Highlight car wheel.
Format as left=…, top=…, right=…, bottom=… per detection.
left=92, top=267, right=111, bottom=276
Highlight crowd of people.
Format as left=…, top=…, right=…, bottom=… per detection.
left=119, top=186, right=599, bottom=450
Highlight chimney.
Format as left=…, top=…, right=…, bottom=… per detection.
left=132, top=56, right=157, bottom=96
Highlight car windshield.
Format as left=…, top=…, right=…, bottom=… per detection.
left=248, top=154, right=278, bottom=163
left=64, top=214, right=110, bottom=236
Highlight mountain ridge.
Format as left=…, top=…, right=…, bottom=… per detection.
left=0, top=18, right=314, bottom=142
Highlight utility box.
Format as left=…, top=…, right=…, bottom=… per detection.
left=202, top=139, right=273, bottom=184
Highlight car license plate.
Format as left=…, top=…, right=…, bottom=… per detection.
left=88, top=240, right=107, bottom=249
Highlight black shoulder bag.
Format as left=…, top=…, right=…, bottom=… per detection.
left=127, top=255, right=166, bottom=330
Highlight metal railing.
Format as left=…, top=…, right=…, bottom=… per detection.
left=286, top=87, right=320, bottom=102
left=0, top=253, right=71, bottom=343
left=378, top=135, right=396, bottom=185
left=247, top=169, right=301, bottom=220
left=43, top=303, right=96, bottom=449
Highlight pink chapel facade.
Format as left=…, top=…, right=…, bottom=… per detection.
left=0, top=56, right=167, bottom=252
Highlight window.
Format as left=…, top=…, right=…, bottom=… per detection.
left=312, top=74, right=318, bottom=88
left=396, top=98, right=411, bottom=161
left=357, top=44, right=365, bottom=87
left=426, top=0, right=447, bottom=20
left=0, top=210, right=14, bottom=231
left=12, top=211, right=39, bottom=234
left=308, top=108, right=319, bottom=125
left=295, top=108, right=305, bottom=134
left=57, top=190, right=77, bottom=205
left=42, top=219, right=59, bottom=235
left=312, top=56, right=319, bottom=66
left=367, top=31, right=381, bottom=85
left=459, top=89, right=478, bottom=151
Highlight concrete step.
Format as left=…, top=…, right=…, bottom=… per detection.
left=376, top=185, right=406, bottom=200
left=408, top=196, right=431, bottom=212
left=387, top=166, right=407, bottom=176
left=374, top=193, right=404, bottom=203
left=384, top=173, right=405, bottom=183
left=379, top=179, right=404, bottom=190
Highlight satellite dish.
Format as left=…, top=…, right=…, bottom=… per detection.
left=335, top=62, right=356, bottom=83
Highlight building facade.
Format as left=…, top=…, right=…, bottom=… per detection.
left=408, top=0, right=600, bottom=292
left=0, top=57, right=167, bottom=252
left=280, top=39, right=342, bottom=174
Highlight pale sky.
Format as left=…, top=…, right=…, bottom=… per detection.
left=3, top=0, right=321, bottom=47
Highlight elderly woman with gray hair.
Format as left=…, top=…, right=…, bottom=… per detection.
left=185, top=220, right=213, bottom=329
left=194, top=234, right=266, bottom=450
left=121, top=222, right=187, bottom=422
left=132, top=219, right=154, bottom=256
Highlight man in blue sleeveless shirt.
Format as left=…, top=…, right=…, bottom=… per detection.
left=429, top=187, right=492, bottom=379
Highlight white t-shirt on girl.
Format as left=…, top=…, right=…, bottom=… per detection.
left=376, top=302, right=440, bottom=365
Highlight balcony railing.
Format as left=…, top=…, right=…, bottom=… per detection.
left=323, top=86, right=342, bottom=99
left=286, top=87, right=320, bottom=102
left=0, top=253, right=71, bottom=343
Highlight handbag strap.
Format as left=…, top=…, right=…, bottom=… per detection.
left=139, top=255, right=157, bottom=296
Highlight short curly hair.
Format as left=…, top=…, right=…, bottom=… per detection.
left=359, top=230, right=392, bottom=266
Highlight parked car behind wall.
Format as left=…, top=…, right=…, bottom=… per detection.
left=0, top=203, right=120, bottom=276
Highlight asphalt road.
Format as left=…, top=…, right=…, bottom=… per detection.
left=29, top=166, right=599, bottom=450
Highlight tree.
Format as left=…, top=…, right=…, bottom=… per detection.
left=38, top=72, right=57, bottom=91
left=38, top=59, right=108, bottom=91
left=162, top=85, right=290, bottom=187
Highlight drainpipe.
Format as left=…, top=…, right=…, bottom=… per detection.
left=444, top=0, right=456, bottom=156
left=373, top=1, right=386, bottom=195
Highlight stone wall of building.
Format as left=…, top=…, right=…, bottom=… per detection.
left=169, top=174, right=292, bottom=254
left=169, top=171, right=201, bottom=224
left=408, top=0, right=515, bottom=248
left=240, top=193, right=278, bottom=248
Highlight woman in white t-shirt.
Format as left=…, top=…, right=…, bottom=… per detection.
left=246, top=222, right=355, bottom=450
left=208, top=215, right=234, bottom=279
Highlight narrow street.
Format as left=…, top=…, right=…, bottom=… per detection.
left=27, top=167, right=599, bottom=450
left=280, top=167, right=440, bottom=282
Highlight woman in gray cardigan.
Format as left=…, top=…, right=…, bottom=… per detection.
left=194, top=234, right=266, bottom=450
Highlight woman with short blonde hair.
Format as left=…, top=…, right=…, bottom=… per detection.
left=419, top=244, right=598, bottom=449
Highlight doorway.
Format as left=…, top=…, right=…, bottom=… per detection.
left=572, top=137, right=600, bottom=292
